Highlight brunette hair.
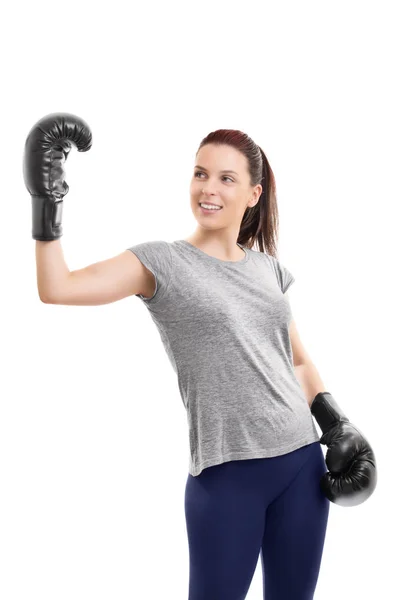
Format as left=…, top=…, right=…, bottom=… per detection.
left=196, top=129, right=279, bottom=257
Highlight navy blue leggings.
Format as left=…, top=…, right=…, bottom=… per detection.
left=184, top=441, right=330, bottom=600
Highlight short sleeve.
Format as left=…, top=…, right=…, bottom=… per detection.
left=267, top=254, right=295, bottom=294
left=127, top=240, right=173, bottom=305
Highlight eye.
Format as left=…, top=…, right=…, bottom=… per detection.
left=194, top=171, right=233, bottom=183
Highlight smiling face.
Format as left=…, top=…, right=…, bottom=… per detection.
left=189, top=144, right=262, bottom=234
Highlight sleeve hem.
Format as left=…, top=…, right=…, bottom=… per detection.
left=282, top=276, right=295, bottom=294
left=127, top=243, right=173, bottom=306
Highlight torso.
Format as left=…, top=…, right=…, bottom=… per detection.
left=140, top=241, right=245, bottom=299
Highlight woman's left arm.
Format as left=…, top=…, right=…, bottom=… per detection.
left=286, top=304, right=377, bottom=507
left=288, top=318, right=327, bottom=407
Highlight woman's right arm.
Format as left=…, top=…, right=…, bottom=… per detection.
left=25, top=115, right=152, bottom=306
left=37, top=240, right=152, bottom=306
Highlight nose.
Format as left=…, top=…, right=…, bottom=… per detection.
left=201, top=187, right=217, bottom=197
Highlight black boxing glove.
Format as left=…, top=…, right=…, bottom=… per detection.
left=310, top=392, right=377, bottom=507
left=23, top=112, right=92, bottom=241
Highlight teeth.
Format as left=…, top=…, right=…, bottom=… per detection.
left=200, top=203, right=221, bottom=210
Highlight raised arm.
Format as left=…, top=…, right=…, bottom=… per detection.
left=37, top=240, right=153, bottom=306
left=23, top=112, right=154, bottom=307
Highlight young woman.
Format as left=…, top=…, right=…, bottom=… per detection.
left=25, top=113, right=376, bottom=600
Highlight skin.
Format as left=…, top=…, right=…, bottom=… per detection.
left=185, top=144, right=262, bottom=261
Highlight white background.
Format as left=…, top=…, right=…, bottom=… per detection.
left=1, top=1, right=398, bottom=598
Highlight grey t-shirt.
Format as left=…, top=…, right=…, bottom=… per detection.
left=127, top=239, right=320, bottom=476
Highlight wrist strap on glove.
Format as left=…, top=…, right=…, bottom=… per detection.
left=310, top=392, right=349, bottom=436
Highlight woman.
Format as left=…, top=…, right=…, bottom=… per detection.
left=26, top=113, right=376, bottom=600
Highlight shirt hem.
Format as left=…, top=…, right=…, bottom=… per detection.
left=189, top=433, right=321, bottom=477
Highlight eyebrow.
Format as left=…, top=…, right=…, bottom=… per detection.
left=194, top=165, right=239, bottom=175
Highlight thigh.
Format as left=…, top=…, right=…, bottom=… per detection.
left=260, top=442, right=330, bottom=600
left=184, top=461, right=266, bottom=600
